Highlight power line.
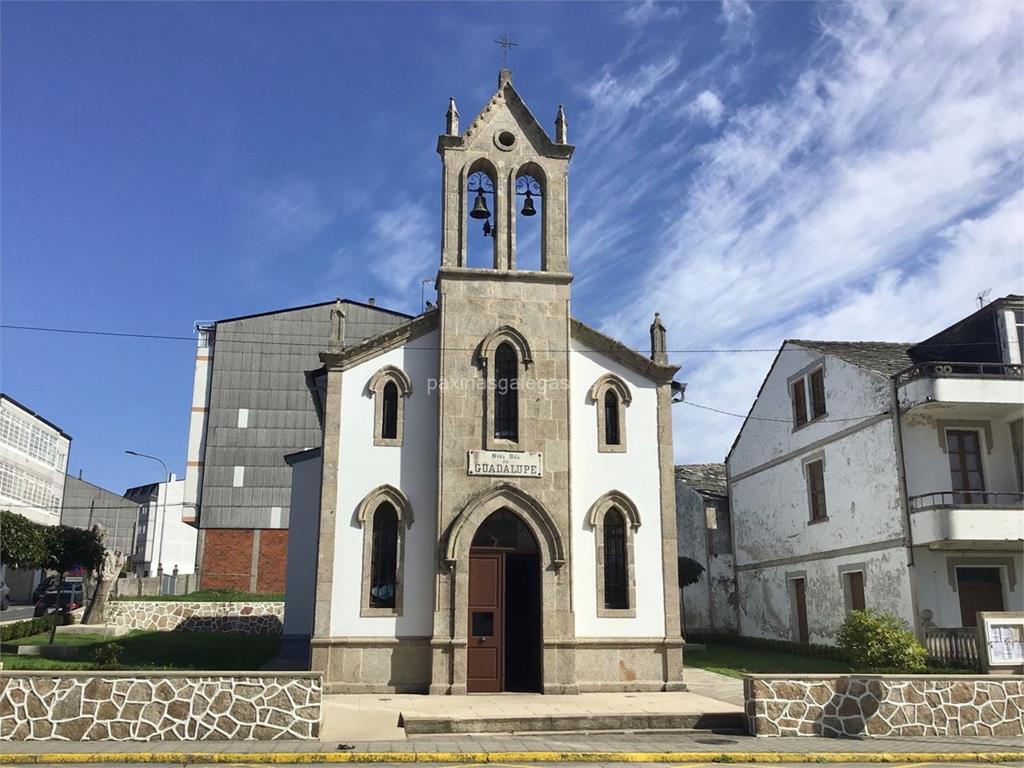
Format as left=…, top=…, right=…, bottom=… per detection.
left=1, top=322, right=1001, bottom=354
left=679, top=399, right=887, bottom=424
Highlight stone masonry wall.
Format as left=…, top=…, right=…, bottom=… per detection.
left=745, top=675, right=1024, bottom=737
left=104, top=601, right=283, bottom=634
left=0, top=672, right=320, bottom=741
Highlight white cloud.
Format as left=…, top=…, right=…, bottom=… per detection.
left=689, top=89, right=725, bottom=125
left=245, top=177, right=332, bottom=241
left=574, top=0, right=1023, bottom=462
left=367, top=198, right=435, bottom=312
left=622, top=0, right=682, bottom=27
left=721, top=0, right=754, bottom=39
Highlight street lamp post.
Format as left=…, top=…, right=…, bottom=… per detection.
left=125, top=450, right=170, bottom=580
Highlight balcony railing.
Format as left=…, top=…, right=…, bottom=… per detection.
left=909, top=491, right=1024, bottom=511
left=925, top=626, right=980, bottom=667
left=895, top=360, right=1023, bottom=386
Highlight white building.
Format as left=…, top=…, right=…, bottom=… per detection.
left=0, top=394, right=71, bottom=601
left=285, top=70, right=684, bottom=694
left=728, top=296, right=1024, bottom=646
left=125, top=476, right=197, bottom=577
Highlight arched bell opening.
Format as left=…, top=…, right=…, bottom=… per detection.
left=467, top=508, right=542, bottom=693
left=466, top=161, right=499, bottom=269
left=513, top=164, right=545, bottom=272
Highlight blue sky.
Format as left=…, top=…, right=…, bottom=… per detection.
left=2, top=1, right=1021, bottom=494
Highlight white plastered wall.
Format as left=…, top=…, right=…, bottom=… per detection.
left=913, top=547, right=1024, bottom=628
left=569, top=338, right=665, bottom=638
left=331, top=330, right=439, bottom=638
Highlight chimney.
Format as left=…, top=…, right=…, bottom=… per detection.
left=368, top=298, right=376, bottom=306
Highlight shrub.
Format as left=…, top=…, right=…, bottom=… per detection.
left=837, top=609, right=927, bottom=673
left=0, top=613, right=69, bottom=643
left=685, top=631, right=850, bottom=662
left=94, top=642, right=123, bottom=668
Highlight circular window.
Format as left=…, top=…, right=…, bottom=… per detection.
left=495, top=130, right=516, bottom=150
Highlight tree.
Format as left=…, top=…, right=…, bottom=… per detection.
left=0, top=510, right=48, bottom=570
left=678, top=556, right=705, bottom=589
left=39, top=525, right=106, bottom=643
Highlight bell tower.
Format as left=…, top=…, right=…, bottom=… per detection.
left=436, top=69, right=574, bottom=273
left=429, top=71, right=580, bottom=695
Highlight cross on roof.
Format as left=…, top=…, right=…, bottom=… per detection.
left=494, top=35, right=518, bottom=69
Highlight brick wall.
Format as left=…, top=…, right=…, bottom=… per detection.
left=257, top=531, right=288, bottom=593
left=200, top=530, right=253, bottom=591
left=199, top=529, right=288, bottom=594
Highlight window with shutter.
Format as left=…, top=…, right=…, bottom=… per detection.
left=603, top=508, right=629, bottom=610
left=494, top=342, right=519, bottom=441
left=806, top=459, right=827, bottom=521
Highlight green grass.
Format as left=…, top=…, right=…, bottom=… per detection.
left=0, top=630, right=280, bottom=671
left=111, top=589, right=284, bottom=602
left=685, top=643, right=852, bottom=678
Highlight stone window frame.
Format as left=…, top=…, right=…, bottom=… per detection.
left=367, top=365, right=413, bottom=447
left=801, top=450, right=828, bottom=524
left=588, top=374, right=632, bottom=454
left=587, top=490, right=641, bottom=618
left=476, top=325, right=533, bottom=451
left=355, top=484, right=414, bottom=617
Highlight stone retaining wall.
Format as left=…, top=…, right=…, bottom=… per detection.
left=0, top=672, right=320, bottom=741
left=104, top=601, right=283, bottom=634
left=745, top=674, right=1024, bottom=737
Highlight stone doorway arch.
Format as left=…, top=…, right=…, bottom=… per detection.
left=430, top=484, right=576, bottom=694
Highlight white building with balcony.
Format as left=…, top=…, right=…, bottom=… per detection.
left=727, top=296, right=1023, bottom=650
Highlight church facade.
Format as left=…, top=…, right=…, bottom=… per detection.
left=287, top=70, right=684, bottom=694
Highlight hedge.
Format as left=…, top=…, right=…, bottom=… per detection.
left=0, top=613, right=70, bottom=643
left=684, top=631, right=851, bottom=662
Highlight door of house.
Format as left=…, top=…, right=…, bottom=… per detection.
left=792, top=577, right=809, bottom=644
left=957, top=567, right=1004, bottom=627
left=467, top=551, right=503, bottom=693
left=947, top=430, right=986, bottom=504
left=467, top=508, right=542, bottom=693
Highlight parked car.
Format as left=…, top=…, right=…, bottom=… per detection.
left=31, top=575, right=82, bottom=603
left=0, top=581, right=9, bottom=610
left=33, top=584, right=85, bottom=617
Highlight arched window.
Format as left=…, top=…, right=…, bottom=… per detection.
left=514, top=171, right=543, bottom=271
left=466, top=168, right=497, bottom=268
left=368, top=365, right=412, bottom=447
left=381, top=381, right=398, bottom=440
left=604, top=390, right=620, bottom=446
left=494, top=342, right=519, bottom=441
left=369, top=503, right=398, bottom=609
left=603, top=508, right=629, bottom=610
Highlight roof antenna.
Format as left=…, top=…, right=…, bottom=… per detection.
left=977, top=289, right=991, bottom=309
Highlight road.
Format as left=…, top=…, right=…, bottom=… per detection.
left=0, top=603, right=35, bottom=623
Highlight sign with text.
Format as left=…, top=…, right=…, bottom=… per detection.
left=468, top=450, right=543, bottom=478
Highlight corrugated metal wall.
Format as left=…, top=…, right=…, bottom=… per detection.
left=199, top=301, right=409, bottom=529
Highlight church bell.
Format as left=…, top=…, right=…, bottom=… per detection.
left=520, top=191, right=537, bottom=217
left=470, top=191, right=491, bottom=220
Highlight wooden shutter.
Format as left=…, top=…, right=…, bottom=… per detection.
left=792, top=379, right=808, bottom=427
left=846, top=571, right=865, bottom=611
left=807, top=460, right=827, bottom=521
left=809, top=368, right=826, bottom=419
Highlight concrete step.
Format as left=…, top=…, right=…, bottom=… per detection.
left=400, top=710, right=746, bottom=735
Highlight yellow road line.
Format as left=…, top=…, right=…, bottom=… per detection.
left=1, top=752, right=1022, bottom=765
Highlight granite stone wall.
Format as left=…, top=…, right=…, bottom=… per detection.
left=0, top=672, right=320, bottom=741
left=745, top=675, right=1024, bottom=737
left=104, top=601, right=283, bottom=634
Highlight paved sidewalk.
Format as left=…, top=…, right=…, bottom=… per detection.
left=682, top=667, right=745, bottom=706
left=3, top=732, right=1022, bottom=759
